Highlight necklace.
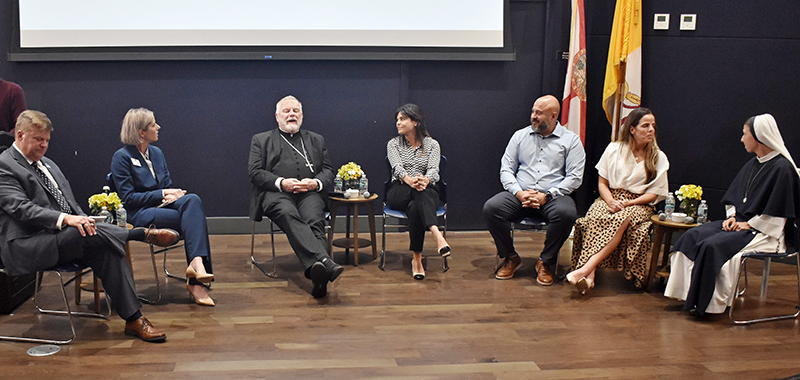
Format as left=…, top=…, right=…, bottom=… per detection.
left=743, top=161, right=769, bottom=203
left=280, top=134, right=314, bottom=173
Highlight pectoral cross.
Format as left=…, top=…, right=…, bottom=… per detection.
left=306, top=162, right=315, bottom=172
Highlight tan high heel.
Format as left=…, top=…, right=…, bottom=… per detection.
left=186, top=266, right=214, bottom=283
left=187, top=284, right=215, bottom=306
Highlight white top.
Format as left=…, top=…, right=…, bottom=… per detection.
left=595, top=142, right=670, bottom=204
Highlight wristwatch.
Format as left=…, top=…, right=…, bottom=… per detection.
left=545, top=191, right=553, bottom=202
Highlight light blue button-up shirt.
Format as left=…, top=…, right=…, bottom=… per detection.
left=500, top=123, right=585, bottom=198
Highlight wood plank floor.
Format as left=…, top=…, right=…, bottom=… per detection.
left=2, top=231, right=800, bottom=379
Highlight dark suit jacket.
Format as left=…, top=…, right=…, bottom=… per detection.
left=248, top=128, right=334, bottom=221
left=0, top=147, right=87, bottom=275
left=110, top=145, right=172, bottom=226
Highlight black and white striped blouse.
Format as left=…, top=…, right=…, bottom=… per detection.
left=387, top=135, right=440, bottom=185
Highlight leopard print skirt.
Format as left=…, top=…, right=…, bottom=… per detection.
left=571, top=188, right=655, bottom=288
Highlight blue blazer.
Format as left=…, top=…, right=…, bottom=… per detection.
left=110, top=145, right=172, bottom=227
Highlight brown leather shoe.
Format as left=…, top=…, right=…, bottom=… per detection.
left=124, top=316, right=166, bottom=342
left=495, top=254, right=522, bottom=280
left=143, top=228, right=180, bottom=247
left=536, top=259, right=554, bottom=286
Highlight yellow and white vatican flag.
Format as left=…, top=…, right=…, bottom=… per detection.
left=602, top=0, right=642, bottom=141
left=561, top=0, right=586, bottom=145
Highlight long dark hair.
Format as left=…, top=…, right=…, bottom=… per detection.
left=617, top=107, right=660, bottom=183
left=395, top=103, right=430, bottom=151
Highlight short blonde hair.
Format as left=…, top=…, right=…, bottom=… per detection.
left=15, top=110, right=53, bottom=134
left=120, top=108, right=154, bottom=145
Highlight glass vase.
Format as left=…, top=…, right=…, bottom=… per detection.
left=680, top=199, right=699, bottom=218
left=345, top=178, right=360, bottom=191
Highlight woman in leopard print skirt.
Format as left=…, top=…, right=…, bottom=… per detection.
left=568, top=108, right=669, bottom=294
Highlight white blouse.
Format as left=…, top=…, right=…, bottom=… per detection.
left=596, top=142, right=670, bottom=204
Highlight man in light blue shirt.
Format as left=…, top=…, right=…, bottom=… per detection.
left=483, top=95, right=585, bottom=284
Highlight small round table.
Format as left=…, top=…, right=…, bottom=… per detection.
left=646, top=214, right=697, bottom=291
left=328, top=193, right=379, bottom=266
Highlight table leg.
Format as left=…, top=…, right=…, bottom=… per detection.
left=647, top=224, right=664, bottom=292
left=328, top=206, right=338, bottom=258
left=659, top=230, right=674, bottom=287
left=367, top=201, right=377, bottom=259
left=353, top=204, right=360, bottom=266
left=345, top=206, right=352, bottom=261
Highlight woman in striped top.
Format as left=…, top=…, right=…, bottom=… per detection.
left=386, top=103, right=450, bottom=280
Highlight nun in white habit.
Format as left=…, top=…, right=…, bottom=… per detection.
left=664, top=114, right=800, bottom=315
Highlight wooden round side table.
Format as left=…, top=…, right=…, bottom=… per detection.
left=646, top=214, right=697, bottom=291
left=328, top=193, right=379, bottom=266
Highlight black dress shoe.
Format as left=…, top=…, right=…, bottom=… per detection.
left=309, top=262, right=328, bottom=298
left=320, top=257, right=344, bottom=282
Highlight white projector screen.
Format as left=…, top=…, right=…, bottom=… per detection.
left=11, top=0, right=514, bottom=61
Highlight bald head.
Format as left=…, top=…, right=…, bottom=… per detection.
left=530, top=95, right=560, bottom=136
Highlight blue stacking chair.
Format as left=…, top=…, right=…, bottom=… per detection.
left=0, top=261, right=111, bottom=345
left=380, top=155, right=448, bottom=272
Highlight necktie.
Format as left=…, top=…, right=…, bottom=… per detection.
left=32, top=161, right=73, bottom=214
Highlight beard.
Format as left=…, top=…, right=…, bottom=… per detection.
left=532, top=119, right=550, bottom=134
left=281, top=122, right=301, bottom=134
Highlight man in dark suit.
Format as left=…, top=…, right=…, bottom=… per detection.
left=249, top=95, right=343, bottom=298
left=0, top=110, right=179, bottom=342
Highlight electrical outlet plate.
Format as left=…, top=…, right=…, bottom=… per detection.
left=679, top=14, right=696, bottom=30
left=654, top=13, right=669, bottom=30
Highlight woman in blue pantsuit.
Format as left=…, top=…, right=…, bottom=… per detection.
left=111, top=108, right=215, bottom=306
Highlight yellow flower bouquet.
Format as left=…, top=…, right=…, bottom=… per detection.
left=676, top=184, right=703, bottom=217
left=88, top=186, right=122, bottom=215
left=337, top=162, right=365, bottom=190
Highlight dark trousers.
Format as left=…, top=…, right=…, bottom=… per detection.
left=262, top=191, right=330, bottom=269
left=386, top=182, right=441, bottom=252
left=137, top=194, right=213, bottom=286
left=55, top=223, right=141, bottom=320
left=483, top=191, right=577, bottom=267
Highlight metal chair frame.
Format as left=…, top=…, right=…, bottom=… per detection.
left=0, top=263, right=111, bottom=345
left=380, top=155, right=448, bottom=272
left=250, top=215, right=333, bottom=278
left=729, top=250, right=800, bottom=325
left=141, top=237, right=187, bottom=304
left=106, top=173, right=194, bottom=304
left=494, top=217, right=565, bottom=280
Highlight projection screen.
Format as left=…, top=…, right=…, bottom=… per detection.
left=9, top=0, right=515, bottom=61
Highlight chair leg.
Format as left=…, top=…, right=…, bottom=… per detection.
left=136, top=243, right=162, bottom=304
left=1, top=269, right=111, bottom=345
left=729, top=255, right=800, bottom=325
left=160, top=244, right=188, bottom=282
left=250, top=220, right=278, bottom=277
left=379, top=214, right=387, bottom=270
left=760, top=257, right=771, bottom=298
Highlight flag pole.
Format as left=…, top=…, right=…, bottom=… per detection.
left=612, top=61, right=627, bottom=141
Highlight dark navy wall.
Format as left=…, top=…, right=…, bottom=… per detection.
left=2, top=0, right=799, bottom=228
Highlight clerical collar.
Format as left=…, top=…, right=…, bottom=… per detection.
left=757, top=150, right=779, bottom=163
left=279, top=129, right=300, bottom=138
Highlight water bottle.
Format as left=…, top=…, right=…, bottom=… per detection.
left=665, top=192, right=675, bottom=219
left=696, top=200, right=708, bottom=224
left=359, top=174, right=368, bottom=197
left=116, top=203, right=127, bottom=227
left=334, top=174, right=343, bottom=193
left=99, top=206, right=112, bottom=224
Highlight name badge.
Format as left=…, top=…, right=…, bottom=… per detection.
left=131, top=158, right=141, bottom=167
